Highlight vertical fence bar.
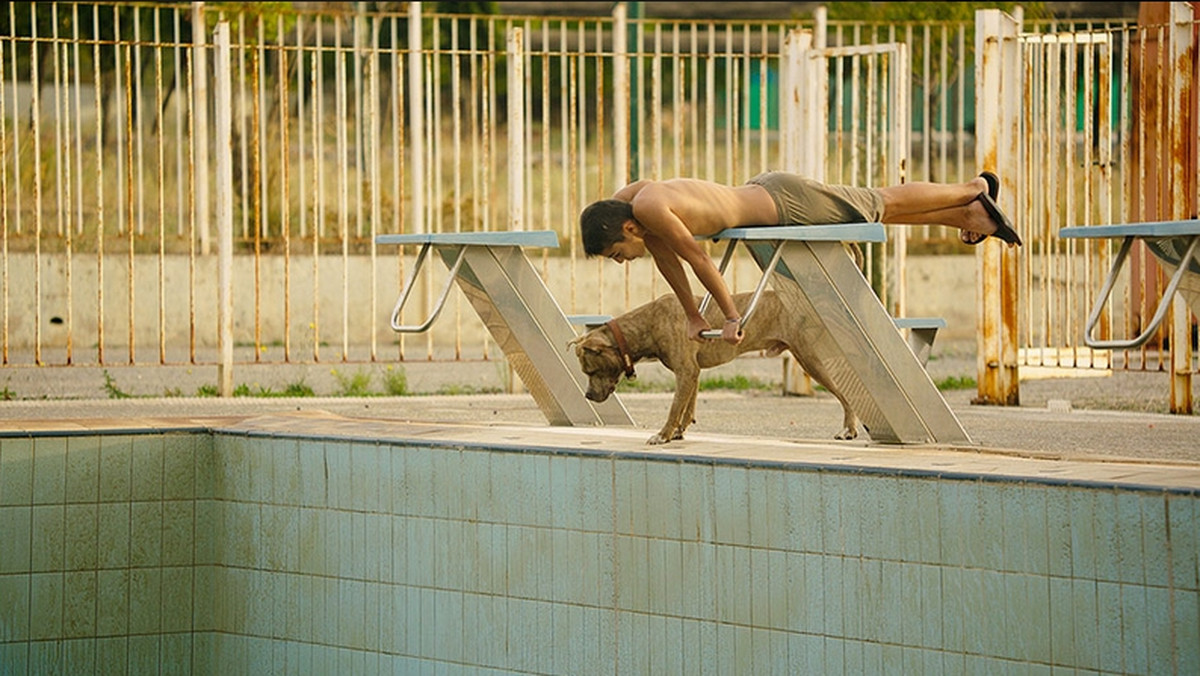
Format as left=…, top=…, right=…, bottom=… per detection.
left=613, top=5, right=628, bottom=186
left=0, top=31, right=7, bottom=364
left=214, top=21, right=234, bottom=395
left=1168, top=3, right=1193, bottom=413
left=31, top=10, right=43, bottom=364
left=193, top=2, right=210, bottom=256
left=280, top=15, right=293, bottom=363
left=508, top=27, right=525, bottom=231
left=409, top=3, right=425, bottom=235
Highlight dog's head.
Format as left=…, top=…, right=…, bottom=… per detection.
left=571, top=329, right=632, bottom=402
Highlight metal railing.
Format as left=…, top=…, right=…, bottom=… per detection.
left=4, top=2, right=1184, bottom=396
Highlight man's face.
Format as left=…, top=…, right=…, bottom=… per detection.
left=601, top=223, right=646, bottom=263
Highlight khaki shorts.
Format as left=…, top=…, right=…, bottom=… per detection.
left=746, top=171, right=884, bottom=224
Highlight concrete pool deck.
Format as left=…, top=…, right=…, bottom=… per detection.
left=0, top=382, right=1197, bottom=470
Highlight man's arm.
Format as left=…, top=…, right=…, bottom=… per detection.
left=642, top=225, right=743, bottom=343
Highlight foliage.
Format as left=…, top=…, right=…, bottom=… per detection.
left=381, top=365, right=408, bottom=396
left=332, top=367, right=373, bottom=396
left=821, top=2, right=1051, bottom=23
left=102, top=370, right=133, bottom=399
left=698, top=375, right=775, bottom=392
left=936, top=374, right=977, bottom=390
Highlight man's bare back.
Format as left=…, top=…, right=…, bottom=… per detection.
left=616, top=178, right=780, bottom=237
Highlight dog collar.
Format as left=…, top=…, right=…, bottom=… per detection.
left=605, top=319, right=637, bottom=379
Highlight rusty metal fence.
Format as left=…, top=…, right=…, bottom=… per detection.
left=6, top=2, right=1184, bottom=397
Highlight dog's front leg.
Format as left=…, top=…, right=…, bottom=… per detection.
left=649, top=362, right=700, bottom=445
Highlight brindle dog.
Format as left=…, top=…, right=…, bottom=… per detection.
left=572, top=291, right=859, bottom=445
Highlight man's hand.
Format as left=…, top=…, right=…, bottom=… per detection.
left=721, top=319, right=743, bottom=345
left=686, top=315, right=710, bottom=342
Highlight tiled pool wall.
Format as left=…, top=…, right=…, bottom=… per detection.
left=0, top=429, right=1197, bottom=675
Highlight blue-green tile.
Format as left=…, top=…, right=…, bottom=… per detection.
left=1093, top=491, right=1121, bottom=582
left=843, top=476, right=867, bottom=559
left=163, top=434, right=197, bottom=502
left=64, top=436, right=100, bottom=504
left=96, top=502, right=130, bottom=569
left=1070, top=490, right=1100, bottom=580
left=938, top=481, right=968, bottom=567
left=1120, top=582, right=1148, bottom=674
left=1115, top=492, right=1146, bottom=585
left=62, top=570, right=97, bottom=638
left=840, top=557, right=865, bottom=640
left=614, top=459, right=646, bottom=537
left=940, top=565, right=964, bottom=652
left=1145, top=585, right=1173, bottom=675
left=678, top=463, right=713, bottom=543
left=971, top=483, right=1004, bottom=571
left=898, top=561, right=922, bottom=647
left=823, top=555, right=844, bottom=637
left=749, top=547, right=770, bottom=627
left=712, top=465, right=749, bottom=546
left=128, top=567, right=162, bottom=635
left=28, top=571, right=62, bottom=640
left=1174, top=589, right=1199, bottom=673
left=1168, top=495, right=1197, bottom=590
left=1071, top=579, right=1100, bottom=671
left=645, top=460, right=681, bottom=540
left=789, top=632, right=824, bottom=675
left=783, top=551, right=806, bottom=632
left=897, top=477, right=922, bottom=562
left=746, top=467, right=771, bottom=549
left=30, top=504, right=64, bottom=572
left=32, top=438, right=67, bottom=505
left=1048, top=576, right=1075, bottom=665
left=767, top=549, right=788, bottom=631
left=1096, top=581, right=1122, bottom=672
left=298, top=440, right=325, bottom=508
left=876, top=477, right=903, bottom=562
left=549, top=455, right=581, bottom=531
left=62, top=638, right=97, bottom=675
left=823, top=637, right=846, bottom=675
left=820, top=474, right=846, bottom=557
left=1141, top=494, right=1170, bottom=588
left=920, top=564, right=944, bottom=649
left=662, top=539, right=683, bottom=618
left=130, top=501, right=163, bottom=567
left=760, top=469, right=789, bottom=552
left=98, top=436, right=132, bottom=503
left=804, top=553, right=826, bottom=635
left=1, top=438, right=34, bottom=506
left=784, top=470, right=822, bottom=554
left=95, top=568, right=129, bottom=636
left=1044, top=485, right=1073, bottom=578
left=130, top=435, right=163, bottom=502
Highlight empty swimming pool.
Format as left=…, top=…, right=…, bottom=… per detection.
left=1, top=411, right=1197, bottom=674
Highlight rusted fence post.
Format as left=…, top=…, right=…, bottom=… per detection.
left=1167, top=2, right=1195, bottom=413
left=974, top=9, right=1022, bottom=406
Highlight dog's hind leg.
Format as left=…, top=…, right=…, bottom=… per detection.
left=787, top=347, right=860, bottom=440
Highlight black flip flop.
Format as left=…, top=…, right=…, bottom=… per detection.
left=965, top=172, right=1022, bottom=246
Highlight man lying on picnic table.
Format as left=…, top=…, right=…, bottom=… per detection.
left=580, top=170, right=1021, bottom=345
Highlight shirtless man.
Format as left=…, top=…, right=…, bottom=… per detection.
left=580, top=170, right=1020, bottom=344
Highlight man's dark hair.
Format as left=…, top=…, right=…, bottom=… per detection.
left=580, top=199, right=635, bottom=256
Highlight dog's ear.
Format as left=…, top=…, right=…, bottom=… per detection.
left=570, top=331, right=612, bottom=354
